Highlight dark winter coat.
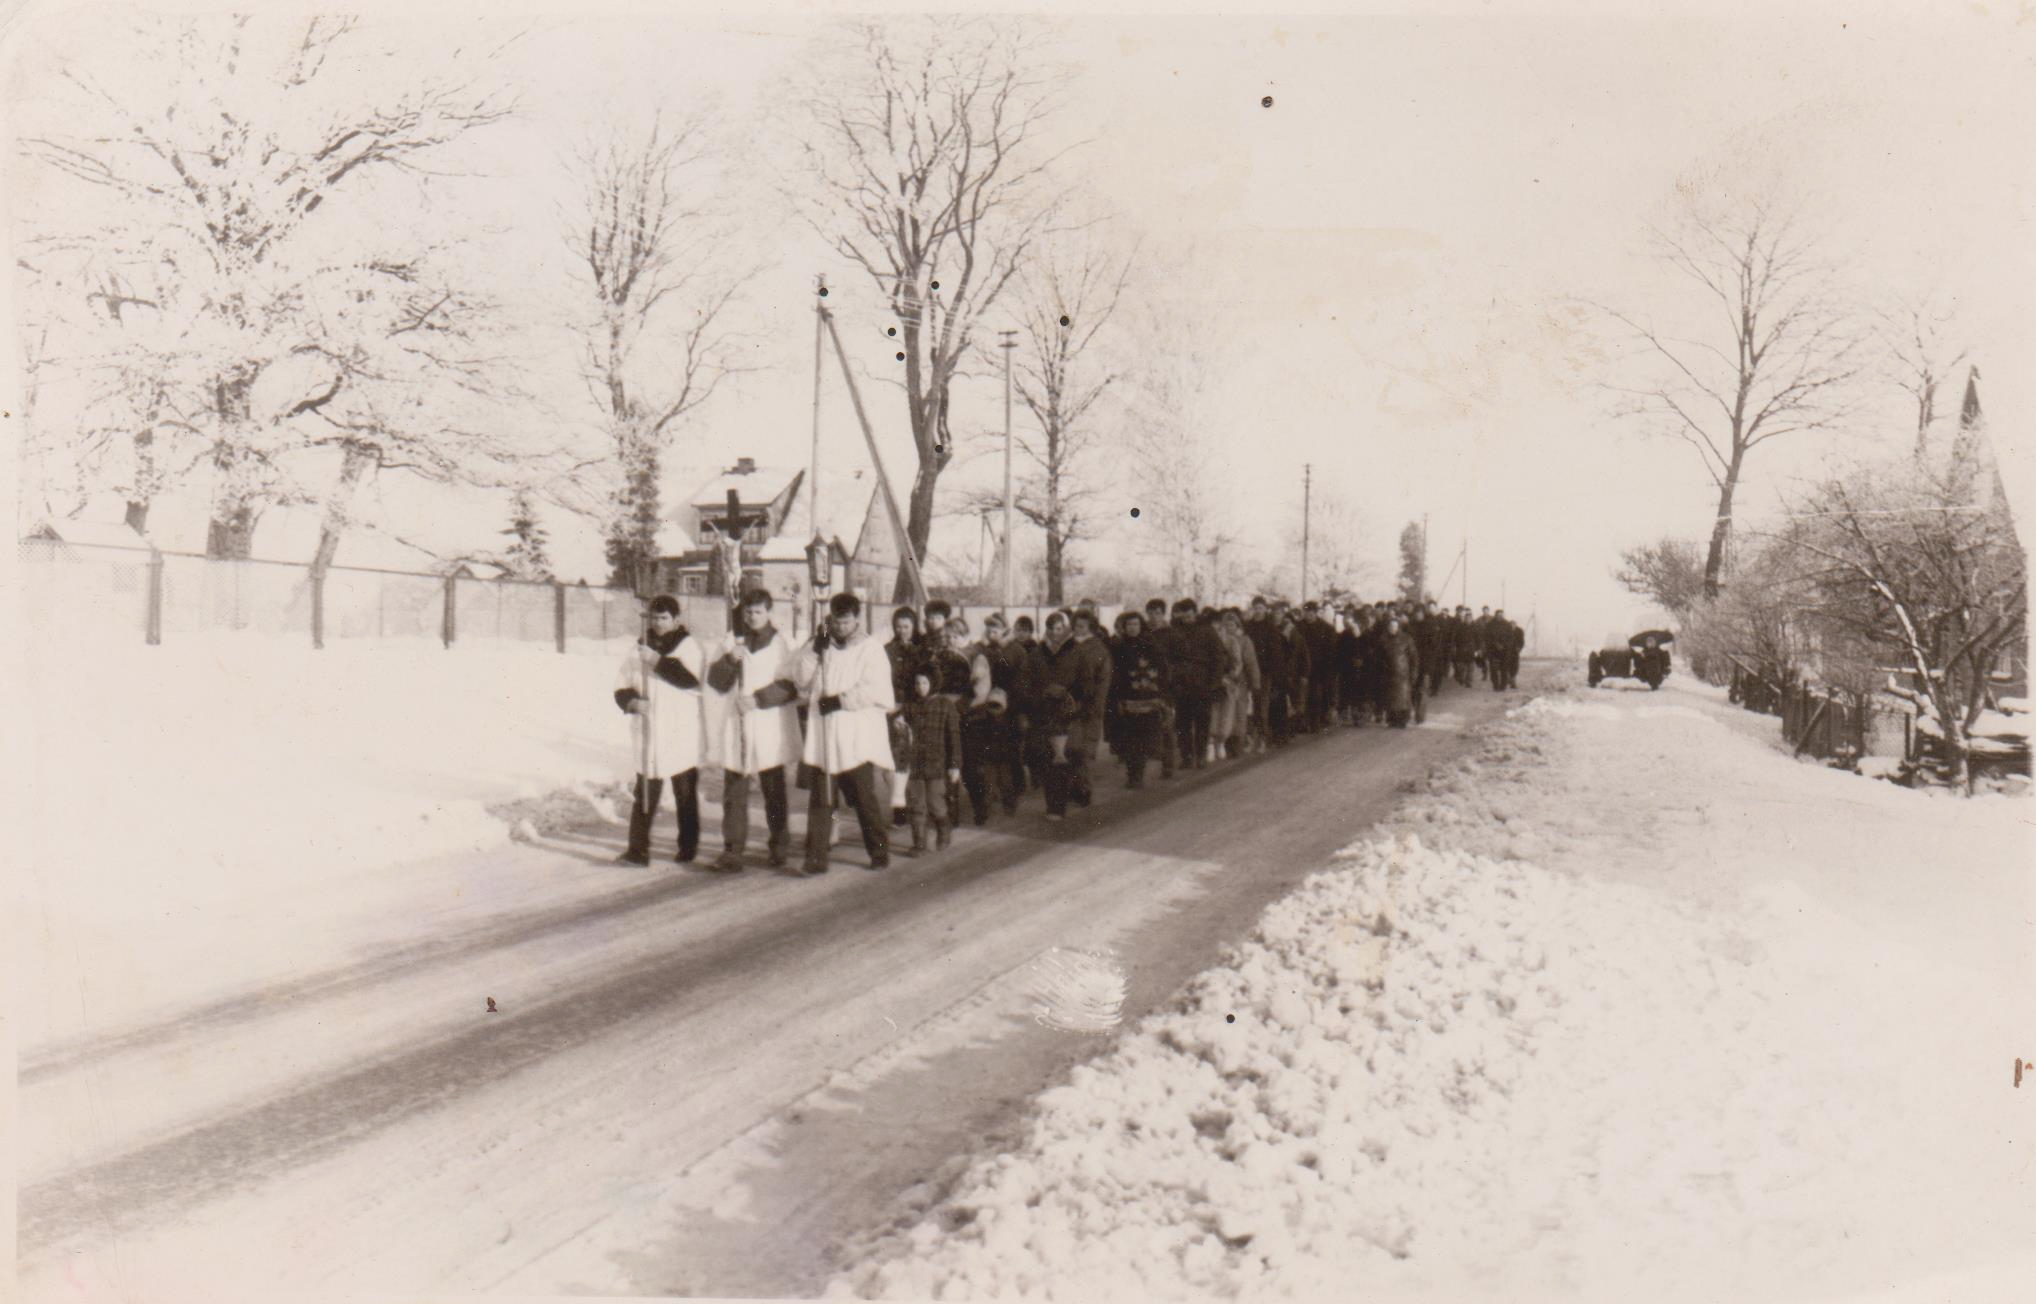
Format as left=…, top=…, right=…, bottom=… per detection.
left=1383, top=630, right=1419, bottom=715
left=922, top=644, right=975, bottom=700
left=1336, top=627, right=1362, bottom=699
left=886, top=636, right=923, bottom=705
left=1033, top=634, right=1087, bottom=735
left=1171, top=617, right=1229, bottom=701
left=1068, top=632, right=1113, bottom=745
left=1285, top=622, right=1313, bottom=689
left=1110, top=631, right=1171, bottom=712
left=1246, top=617, right=1288, bottom=695
left=1358, top=625, right=1389, bottom=703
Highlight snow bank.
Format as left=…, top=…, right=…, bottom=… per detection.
left=14, top=632, right=640, bottom=1046
left=834, top=832, right=1627, bottom=1301
left=20, top=633, right=637, bottom=886
left=831, top=681, right=2034, bottom=1301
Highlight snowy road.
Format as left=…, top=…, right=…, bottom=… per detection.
left=18, top=680, right=1524, bottom=1301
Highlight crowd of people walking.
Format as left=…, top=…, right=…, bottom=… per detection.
left=612, top=589, right=1527, bottom=875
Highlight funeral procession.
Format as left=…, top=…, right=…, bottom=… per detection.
left=10, top=8, right=2030, bottom=1304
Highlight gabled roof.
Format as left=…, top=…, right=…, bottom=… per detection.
left=780, top=466, right=903, bottom=559
left=687, top=464, right=803, bottom=510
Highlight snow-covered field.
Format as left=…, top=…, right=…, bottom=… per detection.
left=831, top=676, right=2036, bottom=1302
left=14, top=633, right=640, bottom=1049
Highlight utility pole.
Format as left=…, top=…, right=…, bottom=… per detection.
left=1000, top=329, right=1018, bottom=616
left=809, top=275, right=826, bottom=540
left=1300, top=463, right=1311, bottom=603
left=1461, top=529, right=1469, bottom=607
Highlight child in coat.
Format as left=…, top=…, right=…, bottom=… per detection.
left=900, top=670, right=962, bottom=854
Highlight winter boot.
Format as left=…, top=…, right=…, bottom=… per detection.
left=619, top=777, right=658, bottom=865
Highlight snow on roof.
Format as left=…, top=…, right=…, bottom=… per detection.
left=757, top=535, right=813, bottom=562
left=29, top=517, right=154, bottom=551
left=781, top=467, right=897, bottom=558
left=686, top=463, right=802, bottom=509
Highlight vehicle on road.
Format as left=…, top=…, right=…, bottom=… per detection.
left=1588, top=629, right=1673, bottom=690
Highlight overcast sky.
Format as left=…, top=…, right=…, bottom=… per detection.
left=6, top=1, right=2032, bottom=650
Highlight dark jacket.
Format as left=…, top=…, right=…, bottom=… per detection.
left=1246, top=616, right=1288, bottom=693
left=1285, top=622, right=1313, bottom=684
left=1171, top=617, right=1228, bottom=700
left=922, top=644, right=975, bottom=700
left=1110, top=631, right=1170, bottom=711
left=1383, top=630, right=1419, bottom=714
left=885, top=637, right=923, bottom=705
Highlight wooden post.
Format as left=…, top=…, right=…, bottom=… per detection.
left=145, top=551, right=163, bottom=646
left=1794, top=696, right=1828, bottom=758
left=554, top=581, right=567, bottom=653
left=442, top=574, right=457, bottom=649
left=311, top=569, right=326, bottom=650
left=819, top=306, right=929, bottom=608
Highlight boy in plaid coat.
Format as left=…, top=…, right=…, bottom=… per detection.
left=900, top=669, right=962, bottom=854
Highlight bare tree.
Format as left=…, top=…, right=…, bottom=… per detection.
left=1675, top=525, right=1817, bottom=696
left=1124, top=320, right=1228, bottom=600
left=1782, top=427, right=2024, bottom=792
left=18, top=15, right=517, bottom=557
left=1613, top=536, right=1708, bottom=617
left=1877, top=294, right=1968, bottom=460
left=968, top=236, right=1131, bottom=603
left=296, top=259, right=536, bottom=576
left=1288, top=485, right=1376, bottom=601
left=567, top=114, right=748, bottom=592
left=790, top=18, right=1071, bottom=600
left=14, top=242, right=208, bottom=532
left=1602, top=188, right=1862, bottom=597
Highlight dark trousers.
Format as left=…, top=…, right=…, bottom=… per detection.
left=1159, top=706, right=1181, bottom=775
left=905, top=775, right=952, bottom=847
left=961, top=717, right=1017, bottom=822
left=627, top=769, right=699, bottom=861
left=1117, top=711, right=1163, bottom=786
left=1174, top=696, right=1213, bottom=766
left=803, top=761, right=889, bottom=870
left=722, top=766, right=789, bottom=860
left=1037, top=739, right=1092, bottom=816
left=962, top=756, right=1013, bottom=822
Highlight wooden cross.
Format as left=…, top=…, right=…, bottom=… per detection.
left=706, top=487, right=770, bottom=599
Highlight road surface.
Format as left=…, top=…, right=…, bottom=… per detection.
left=18, top=678, right=1531, bottom=1301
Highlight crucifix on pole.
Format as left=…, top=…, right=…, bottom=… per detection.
left=704, top=486, right=769, bottom=610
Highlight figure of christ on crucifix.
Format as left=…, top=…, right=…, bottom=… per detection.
left=705, top=487, right=770, bottom=604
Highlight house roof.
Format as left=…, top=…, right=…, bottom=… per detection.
left=687, top=464, right=803, bottom=511
left=28, top=517, right=154, bottom=551
left=757, top=535, right=813, bottom=563
left=781, top=467, right=906, bottom=560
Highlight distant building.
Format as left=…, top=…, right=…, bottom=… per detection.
left=653, top=458, right=905, bottom=615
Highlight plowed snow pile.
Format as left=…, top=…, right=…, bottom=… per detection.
left=831, top=678, right=2033, bottom=1302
